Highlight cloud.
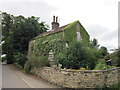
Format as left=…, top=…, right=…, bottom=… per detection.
left=86, top=24, right=118, bottom=50
left=101, top=29, right=118, bottom=41
left=0, top=0, right=118, bottom=50
left=100, top=29, right=118, bottom=50
left=0, top=2, right=57, bottom=24
left=100, top=39, right=118, bottom=50
left=86, top=25, right=109, bottom=38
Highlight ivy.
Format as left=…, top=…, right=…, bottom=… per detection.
left=28, top=20, right=90, bottom=62
left=79, top=23, right=90, bottom=44
left=63, top=21, right=78, bottom=44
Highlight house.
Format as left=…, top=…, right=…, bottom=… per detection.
left=28, top=16, right=90, bottom=60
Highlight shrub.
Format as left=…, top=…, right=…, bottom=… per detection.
left=99, top=46, right=108, bottom=57
left=117, top=48, right=120, bottom=67
left=14, top=53, right=27, bottom=68
left=94, top=59, right=115, bottom=70
left=57, top=41, right=98, bottom=70
left=24, top=56, right=49, bottom=73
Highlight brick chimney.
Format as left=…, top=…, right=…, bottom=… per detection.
left=51, top=16, right=59, bottom=30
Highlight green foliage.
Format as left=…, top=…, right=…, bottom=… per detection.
left=89, top=47, right=101, bottom=59
left=63, top=21, right=89, bottom=44
left=117, top=48, right=120, bottom=67
left=11, top=16, right=48, bottom=53
left=79, top=22, right=90, bottom=44
left=94, top=63, right=115, bottom=70
left=99, top=46, right=108, bottom=57
left=90, top=38, right=99, bottom=48
left=2, top=12, right=14, bottom=63
left=109, top=48, right=120, bottom=67
left=2, top=12, right=48, bottom=64
left=104, top=54, right=110, bottom=60
left=28, top=20, right=90, bottom=63
left=90, top=38, right=108, bottom=59
left=14, top=53, right=27, bottom=68
left=63, top=21, right=78, bottom=43
left=24, top=56, right=49, bottom=73
left=30, top=32, right=65, bottom=57
left=94, top=59, right=115, bottom=70
left=57, top=41, right=98, bottom=70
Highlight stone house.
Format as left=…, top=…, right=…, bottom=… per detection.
left=28, top=16, right=90, bottom=62
left=27, top=17, right=120, bottom=88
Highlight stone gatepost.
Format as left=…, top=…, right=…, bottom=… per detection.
left=48, top=50, right=54, bottom=67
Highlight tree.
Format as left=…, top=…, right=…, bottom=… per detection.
left=90, top=38, right=99, bottom=48
left=2, top=12, right=14, bottom=63
left=99, top=46, right=108, bottom=57
left=11, top=16, right=48, bottom=53
left=2, top=12, right=48, bottom=64
left=108, top=48, right=120, bottom=67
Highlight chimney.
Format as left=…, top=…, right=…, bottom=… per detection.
left=56, top=16, right=58, bottom=23
left=51, top=16, right=59, bottom=30
left=53, top=16, right=55, bottom=22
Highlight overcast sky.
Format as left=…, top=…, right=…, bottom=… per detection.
left=0, top=0, right=119, bottom=51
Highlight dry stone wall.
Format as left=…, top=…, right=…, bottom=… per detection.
left=32, top=67, right=120, bottom=88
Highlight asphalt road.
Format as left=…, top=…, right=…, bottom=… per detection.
left=2, top=64, right=29, bottom=88
left=1, top=63, right=60, bottom=88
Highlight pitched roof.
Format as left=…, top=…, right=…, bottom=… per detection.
left=32, top=20, right=81, bottom=41
left=33, top=24, right=69, bottom=40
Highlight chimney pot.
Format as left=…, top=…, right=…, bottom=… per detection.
left=56, top=16, right=58, bottom=23
left=53, top=16, right=55, bottom=22
left=51, top=16, right=59, bottom=30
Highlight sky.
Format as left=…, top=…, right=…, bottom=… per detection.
left=0, top=0, right=119, bottom=51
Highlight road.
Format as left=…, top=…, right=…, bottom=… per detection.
left=1, top=63, right=60, bottom=88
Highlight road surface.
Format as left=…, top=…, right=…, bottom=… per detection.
left=1, top=63, right=60, bottom=88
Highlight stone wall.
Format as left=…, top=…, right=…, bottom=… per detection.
left=32, top=67, right=120, bottom=88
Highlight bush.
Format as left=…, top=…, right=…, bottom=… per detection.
left=14, top=53, right=27, bottom=68
left=94, top=59, right=115, bottom=70
left=109, top=48, right=120, bottom=67
left=99, top=46, right=108, bottom=57
left=117, top=48, right=120, bottom=67
left=57, top=41, right=98, bottom=70
left=24, top=56, right=49, bottom=73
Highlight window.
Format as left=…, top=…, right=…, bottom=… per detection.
left=77, top=31, right=81, bottom=41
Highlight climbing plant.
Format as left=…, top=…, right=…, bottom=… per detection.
left=28, top=21, right=90, bottom=64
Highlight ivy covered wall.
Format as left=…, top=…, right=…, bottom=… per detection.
left=28, top=20, right=90, bottom=60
